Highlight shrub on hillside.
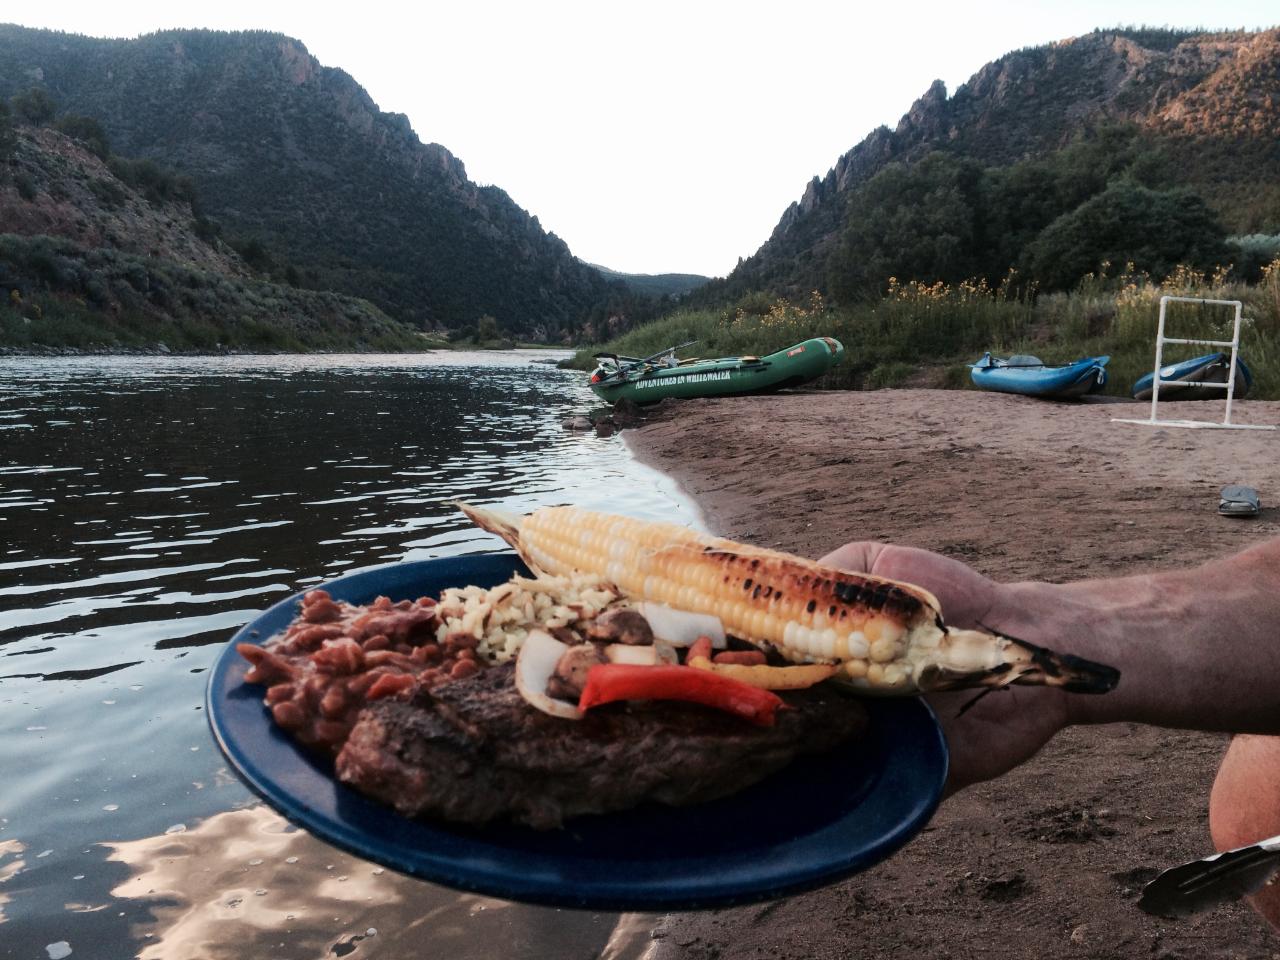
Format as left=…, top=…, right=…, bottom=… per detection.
left=0, top=102, right=14, bottom=164
left=54, top=115, right=111, bottom=160
left=10, top=87, right=55, bottom=126
left=1022, top=184, right=1230, bottom=291
left=1230, top=234, right=1280, bottom=282
left=107, top=157, right=196, bottom=206
left=14, top=170, right=36, bottom=200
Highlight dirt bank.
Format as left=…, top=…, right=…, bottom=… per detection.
left=624, top=389, right=1280, bottom=960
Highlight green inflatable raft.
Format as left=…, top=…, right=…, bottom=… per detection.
left=588, top=338, right=844, bottom=405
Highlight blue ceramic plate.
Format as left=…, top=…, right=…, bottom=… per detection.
left=207, top=554, right=948, bottom=911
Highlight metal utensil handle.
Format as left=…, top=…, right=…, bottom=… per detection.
left=1139, top=833, right=1280, bottom=918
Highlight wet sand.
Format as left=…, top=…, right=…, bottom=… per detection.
left=623, top=389, right=1280, bottom=959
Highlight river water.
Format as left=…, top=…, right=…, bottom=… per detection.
left=0, top=352, right=699, bottom=960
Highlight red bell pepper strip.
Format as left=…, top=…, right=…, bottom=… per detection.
left=577, top=663, right=784, bottom=726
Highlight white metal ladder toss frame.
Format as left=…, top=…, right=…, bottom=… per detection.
left=1112, top=295, right=1276, bottom=431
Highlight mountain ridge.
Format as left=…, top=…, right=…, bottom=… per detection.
left=0, top=24, right=620, bottom=338
left=726, top=27, right=1280, bottom=301
left=586, top=263, right=710, bottom=299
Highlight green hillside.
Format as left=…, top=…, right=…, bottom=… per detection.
left=0, top=25, right=625, bottom=339
left=588, top=265, right=710, bottom=298
left=695, top=28, right=1280, bottom=307
left=0, top=119, right=423, bottom=352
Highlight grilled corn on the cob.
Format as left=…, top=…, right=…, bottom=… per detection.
left=456, top=502, right=1119, bottom=696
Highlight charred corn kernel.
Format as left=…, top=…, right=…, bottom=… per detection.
left=456, top=502, right=1121, bottom=696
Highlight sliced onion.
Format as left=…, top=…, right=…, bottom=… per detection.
left=634, top=602, right=726, bottom=649
left=602, top=640, right=679, bottom=666
left=514, top=629, right=583, bottom=720
left=653, top=638, right=680, bottom=665
left=602, top=643, right=656, bottom=666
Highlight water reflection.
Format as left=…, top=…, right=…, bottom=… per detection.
left=0, top=353, right=695, bottom=956
left=0, top=840, right=24, bottom=923
left=105, top=807, right=628, bottom=960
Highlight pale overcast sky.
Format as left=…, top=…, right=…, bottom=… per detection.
left=5, top=2, right=1279, bottom=276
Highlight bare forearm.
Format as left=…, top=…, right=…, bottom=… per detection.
left=993, top=537, right=1280, bottom=733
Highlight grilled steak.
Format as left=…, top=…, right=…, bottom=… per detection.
left=335, top=662, right=868, bottom=829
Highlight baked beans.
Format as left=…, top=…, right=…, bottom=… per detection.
left=238, top=589, right=486, bottom=754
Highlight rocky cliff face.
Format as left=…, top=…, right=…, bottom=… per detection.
left=1145, top=31, right=1280, bottom=138
left=0, top=26, right=616, bottom=336
left=751, top=28, right=1280, bottom=295
left=0, top=126, right=243, bottom=276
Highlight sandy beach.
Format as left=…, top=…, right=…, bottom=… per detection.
left=623, top=389, right=1280, bottom=959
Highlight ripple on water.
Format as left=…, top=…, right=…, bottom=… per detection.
left=0, top=352, right=697, bottom=957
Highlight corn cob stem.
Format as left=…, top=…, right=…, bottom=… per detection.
left=455, top=502, right=1119, bottom=696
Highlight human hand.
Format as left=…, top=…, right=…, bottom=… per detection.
left=818, top=542, right=1071, bottom=796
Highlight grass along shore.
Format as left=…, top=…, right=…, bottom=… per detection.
left=570, top=263, right=1280, bottom=400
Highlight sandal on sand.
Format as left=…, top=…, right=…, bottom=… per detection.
left=1219, top=485, right=1261, bottom=517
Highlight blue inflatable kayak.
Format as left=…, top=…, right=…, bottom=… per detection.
left=1131, top=352, right=1253, bottom=401
left=970, top=353, right=1109, bottom=399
